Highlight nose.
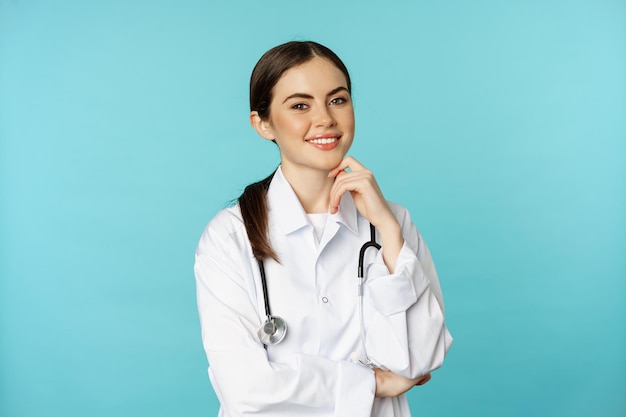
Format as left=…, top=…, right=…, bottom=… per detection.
left=313, top=104, right=336, bottom=128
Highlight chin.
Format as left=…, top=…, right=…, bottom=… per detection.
left=318, top=155, right=346, bottom=171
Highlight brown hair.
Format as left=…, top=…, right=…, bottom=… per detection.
left=239, top=41, right=351, bottom=262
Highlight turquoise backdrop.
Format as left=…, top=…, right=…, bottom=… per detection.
left=1, top=1, right=624, bottom=416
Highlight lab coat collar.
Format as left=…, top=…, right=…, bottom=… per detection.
left=267, top=166, right=359, bottom=236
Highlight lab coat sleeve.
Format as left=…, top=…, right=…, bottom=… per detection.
left=362, top=204, right=453, bottom=378
left=195, top=211, right=375, bottom=416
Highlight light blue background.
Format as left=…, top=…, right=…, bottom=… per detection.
left=1, top=1, right=624, bottom=416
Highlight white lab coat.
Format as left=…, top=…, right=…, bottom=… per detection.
left=195, top=167, right=452, bottom=416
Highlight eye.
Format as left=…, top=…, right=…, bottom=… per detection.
left=291, top=103, right=308, bottom=110
left=330, top=97, right=348, bottom=105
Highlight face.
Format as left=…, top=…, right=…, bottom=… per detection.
left=251, top=57, right=355, bottom=174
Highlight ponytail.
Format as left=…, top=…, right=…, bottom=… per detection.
left=238, top=170, right=279, bottom=263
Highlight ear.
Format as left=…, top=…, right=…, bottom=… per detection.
left=250, top=111, right=275, bottom=141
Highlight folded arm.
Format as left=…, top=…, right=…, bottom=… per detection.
left=195, top=214, right=376, bottom=415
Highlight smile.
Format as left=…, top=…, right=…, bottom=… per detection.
left=306, top=137, right=339, bottom=145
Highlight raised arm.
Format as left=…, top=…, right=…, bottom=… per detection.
left=328, top=157, right=452, bottom=379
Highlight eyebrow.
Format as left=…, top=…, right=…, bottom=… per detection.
left=281, top=86, right=349, bottom=104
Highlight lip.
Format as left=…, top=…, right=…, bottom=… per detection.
left=305, top=134, right=342, bottom=151
left=305, top=133, right=342, bottom=140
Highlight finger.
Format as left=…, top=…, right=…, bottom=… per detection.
left=328, top=186, right=348, bottom=214
left=329, top=175, right=364, bottom=211
left=331, top=171, right=371, bottom=192
left=328, top=171, right=349, bottom=213
left=331, top=172, right=379, bottom=203
left=415, top=373, right=432, bottom=386
left=330, top=171, right=383, bottom=216
left=328, top=156, right=366, bottom=177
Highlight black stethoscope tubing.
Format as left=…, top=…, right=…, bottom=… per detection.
left=258, top=260, right=272, bottom=317
left=257, top=223, right=380, bottom=354
left=359, top=223, right=381, bottom=283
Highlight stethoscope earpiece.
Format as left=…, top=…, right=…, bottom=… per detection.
left=257, top=315, right=287, bottom=345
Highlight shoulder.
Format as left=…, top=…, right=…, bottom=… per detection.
left=196, top=205, right=249, bottom=256
left=387, top=200, right=407, bottom=216
left=386, top=201, right=414, bottom=229
left=206, top=204, right=244, bottom=233
left=385, top=200, right=425, bottom=253
left=204, top=204, right=245, bottom=235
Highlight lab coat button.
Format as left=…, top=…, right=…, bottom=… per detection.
left=322, top=297, right=329, bottom=303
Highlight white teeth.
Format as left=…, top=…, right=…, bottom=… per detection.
left=307, top=137, right=338, bottom=145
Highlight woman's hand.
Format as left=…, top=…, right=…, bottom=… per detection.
left=328, top=156, right=393, bottom=226
left=328, top=156, right=404, bottom=272
left=374, top=368, right=432, bottom=398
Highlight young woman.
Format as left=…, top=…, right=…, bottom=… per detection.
left=195, top=41, right=452, bottom=416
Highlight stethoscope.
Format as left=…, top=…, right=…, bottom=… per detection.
left=256, top=223, right=381, bottom=366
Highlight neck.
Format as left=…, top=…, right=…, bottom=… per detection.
left=281, top=164, right=334, bottom=214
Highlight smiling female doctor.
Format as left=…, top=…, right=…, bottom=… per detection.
left=194, top=41, right=452, bottom=416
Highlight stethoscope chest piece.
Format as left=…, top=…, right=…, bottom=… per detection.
left=254, top=223, right=378, bottom=348
left=258, top=315, right=287, bottom=345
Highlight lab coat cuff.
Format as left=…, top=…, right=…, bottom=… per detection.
left=335, top=361, right=375, bottom=416
left=366, top=242, right=429, bottom=316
